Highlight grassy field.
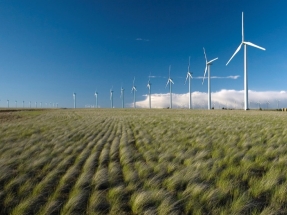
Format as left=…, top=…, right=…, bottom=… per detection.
left=0, top=108, right=287, bottom=215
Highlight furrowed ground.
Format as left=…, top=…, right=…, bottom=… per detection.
left=0, top=108, right=287, bottom=214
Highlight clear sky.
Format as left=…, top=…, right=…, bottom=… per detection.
left=0, top=0, right=286, bottom=108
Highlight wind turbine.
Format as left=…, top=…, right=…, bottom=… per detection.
left=15, top=100, right=17, bottom=108
left=73, top=93, right=76, bottom=108
left=202, top=48, right=218, bottom=110
left=131, top=77, right=137, bottom=108
left=7, top=100, right=9, bottom=108
left=147, top=75, right=151, bottom=109
left=110, top=87, right=114, bottom=108
left=185, top=56, right=193, bottom=109
left=226, top=12, right=265, bottom=110
left=120, top=85, right=125, bottom=108
left=35, top=102, right=37, bottom=108
left=166, top=65, right=174, bottom=109
left=29, top=101, right=31, bottom=108
left=94, top=91, right=98, bottom=108
left=40, top=102, right=42, bottom=108
left=23, top=101, right=24, bottom=108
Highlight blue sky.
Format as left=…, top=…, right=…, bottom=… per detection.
left=0, top=0, right=286, bottom=108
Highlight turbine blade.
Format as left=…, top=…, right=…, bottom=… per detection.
left=166, top=80, right=169, bottom=88
left=226, top=43, right=242, bottom=65
left=203, top=47, right=207, bottom=63
left=185, top=73, right=188, bottom=84
left=170, top=79, right=174, bottom=84
left=202, top=65, right=207, bottom=84
left=208, top=57, right=218, bottom=65
left=242, top=12, right=244, bottom=42
left=244, top=41, right=266, bottom=50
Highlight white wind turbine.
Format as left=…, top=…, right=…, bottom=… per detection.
left=94, top=91, right=98, bottom=108
left=202, top=48, right=218, bottom=110
left=166, top=65, right=174, bottom=109
left=226, top=12, right=265, bottom=110
left=73, top=93, right=76, bottom=108
left=185, top=56, right=193, bottom=109
left=147, top=75, right=151, bottom=109
left=131, top=77, right=137, bottom=108
left=110, top=87, right=114, bottom=108
left=120, top=85, right=125, bottom=108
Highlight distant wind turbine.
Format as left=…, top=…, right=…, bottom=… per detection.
left=226, top=12, right=265, bottom=110
left=185, top=56, right=193, bottom=109
left=95, top=91, right=98, bottom=108
left=121, top=85, right=125, bottom=108
left=147, top=75, right=151, bottom=109
left=166, top=65, right=174, bottom=109
left=7, top=100, right=9, bottom=108
left=131, top=77, right=137, bottom=108
left=110, top=87, right=114, bottom=108
left=23, top=101, right=24, bottom=108
left=29, top=101, right=31, bottom=108
left=73, top=93, right=76, bottom=108
left=202, top=48, right=218, bottom=110
left=15, top=100, right=17, bottom=108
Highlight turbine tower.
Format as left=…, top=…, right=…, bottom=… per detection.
left=147, top=76, right=151, bottom=109
left=166, top=65, right=174, bottom=109
left=23, top=101, right=24, bottom=108
left=202, top=48, right=218, bottom=110
left=29, top=101, right=31, bottom=108
left=7, top=100, right=9, bottom=108
left=110, top=87, right=114, bottom=108
left=94, top=91, right=98, bottom=108
left=120, top=86, right=125, bottom=108
left=185, top=56, right=193, bottom=109
left=15, top=100, right=17, bottom=108
left=73, top=93, right=76, bottom=109
left=131, top=77, right=137, bottom=108
left=226, top=12, right=265, bottom=110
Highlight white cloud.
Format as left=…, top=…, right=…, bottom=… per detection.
left=194, top=75, right=240, bottom=79
left=136, top=38, right=149, bottom=42
left=135, top=90, right=287, bottom=109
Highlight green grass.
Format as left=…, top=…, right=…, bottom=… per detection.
left=0, top=108, right=287, bottom=214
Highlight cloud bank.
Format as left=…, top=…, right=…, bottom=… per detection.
left=135, top=90, right=287, bottom=109
left=195, top=75, right=240, bottom=80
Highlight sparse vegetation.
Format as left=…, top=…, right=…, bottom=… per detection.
left=1, top=108, right=287, bottom=214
